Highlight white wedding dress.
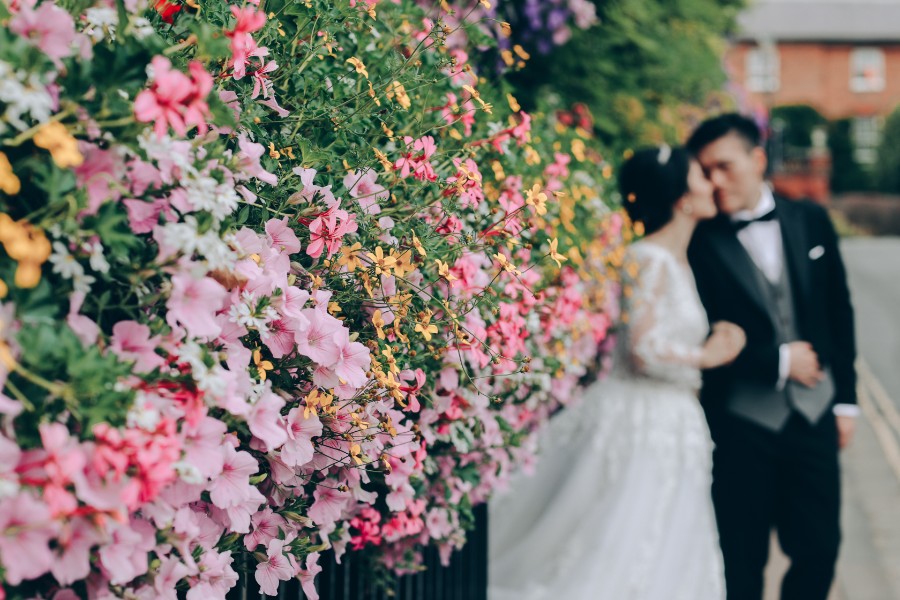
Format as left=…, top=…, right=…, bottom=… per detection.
left=489, top=241, right=725, bottom=600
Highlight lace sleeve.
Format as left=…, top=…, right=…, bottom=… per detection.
left=625, top=246, right=704, bottom=381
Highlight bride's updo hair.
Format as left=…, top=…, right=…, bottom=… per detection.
left=619, top=146, right=691, bottom=235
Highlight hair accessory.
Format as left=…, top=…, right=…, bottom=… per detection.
left=657, top=144, right=672, bottom=165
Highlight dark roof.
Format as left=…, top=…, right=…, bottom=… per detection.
left=737, top=1, right=900, bottom=42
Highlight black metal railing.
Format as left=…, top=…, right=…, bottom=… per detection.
left=227, top=504, right=487, bottom=600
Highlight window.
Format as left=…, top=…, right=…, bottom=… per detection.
left=850, top=47, right=885, bottom=93
left=746, top=45, right=780, bottom=93
left=851, top=116, right=882, bottom=164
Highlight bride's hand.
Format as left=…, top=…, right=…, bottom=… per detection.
left=699, top=321, right=746, bottom=369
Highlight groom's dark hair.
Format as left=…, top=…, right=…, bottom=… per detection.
left=686, top=113, right=763, bottom=155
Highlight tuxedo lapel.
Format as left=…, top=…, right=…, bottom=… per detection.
left=775, top=197, right=813, bottom=305
left=705, top=218, right=770, bottom=314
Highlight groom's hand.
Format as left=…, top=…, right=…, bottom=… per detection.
left=837, top=415, right=856, bottom=449
left=788, top=341, right=824, bottom=388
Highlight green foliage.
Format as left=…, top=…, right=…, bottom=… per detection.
left=828, top=118, right=875, bottom=193
left=770, top=104, right=827, bottom=148
left=511, top=0, right=745, bottom=153
left=876, top=106, right=900, bottom=193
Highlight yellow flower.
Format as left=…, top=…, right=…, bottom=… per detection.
left=33, top=122, right=83, bottom=168
left=434, top=259, right=457, bottom=282
left=336, top=242, right=363, bottom=271
left=571, top=139, right=586, bottom=162
left=412, top=235, right=426, bottom=257
left=304, top=389, right=334, bottom=419
left=381, top=416, right=398, bottom=438
left=494, top=252, right=521, bottom=276
left=350, top=443, right=365, bottom=465
left=392, top=324, right=409, bottom=344
left=548, top=238, right=568, bottom=268
left=392, top=249, right=414, bottom=278
left=351, top=411, right=371, bottom=431
left=478, top=0, right=491, bottom=7
left=499, top=22, right=512, bottom=37
left=525, top=183, right=548, bottom=216
left=268, top=143, right=281, bottom=159
left=513, top=44, right=531, bottom=61
left=381, top=346, right=400, bottom=374
left=385, top=81, right=411, bottom=109
left=414, top=310, right=439, bottom=341
left=507, top=93, right=521, bottom=113
left=366, top=246, right=397, bottom=275
left=346, top=57, right=369, bottom=79
left=252, top=348, right=274, bottom=381
left=372, top=309, right=386, bottom=340
left=374, top=148, right=393, bottom=171
left=0, top=153, right=20, bottom=195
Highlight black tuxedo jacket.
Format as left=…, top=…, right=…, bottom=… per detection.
left=688, top=195, right=857, bottom=417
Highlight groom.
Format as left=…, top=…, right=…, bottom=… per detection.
left=686, top=113, right=857, bottom=600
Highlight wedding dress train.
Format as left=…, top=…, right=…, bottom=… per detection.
left=488, top=241, right=725, bottom=600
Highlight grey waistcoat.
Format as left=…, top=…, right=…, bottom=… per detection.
left=725, top=250, right=835, bottom=431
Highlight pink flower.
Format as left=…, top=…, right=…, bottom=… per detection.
left=51, top=517, right=100, bottom=586
left=265, top=217, right=301, bottom=254
left=394, top=136, right=437, bottom=181
left=124, top=198, right=171, bottom=234
left=0, top=492, right=57, bottom=585
left=246, top=389, right=287, bottom=451
left=110, top=321, right=164, bottom=373
left=305, top=206, right=358, bottom=259
left=255, top=539, right=296, bottom=596
left=227, top=6, right=267, bottom=79
left=343, top=169, right=387, bottom=215
left=166, top=273, right=228, bottom=339
left=208, top=445, right=260, bottom=509
left=244, top=507, right=287, bottom=551
left=251, top=60, right=278, bottom=99
left=330, top=328, right=371, bottom=389
left=185, top=549, right=238, bottom=600
left=308, top=485, right=351, bottom=528
left=298, top=552, right=322, bottom=600
left=134, top=57, right=213, bottom=138
left=281, top=407, right=323, bottom=468
left=237, top=134, right=278, bottom=188
left=98, top=518, right=156, bottom=585
left=9, top=1, right=77, bottom=65
left=294, top=308, right=343, bottom=366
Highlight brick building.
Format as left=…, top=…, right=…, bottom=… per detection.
left=727, top=0, right=900, bottom=168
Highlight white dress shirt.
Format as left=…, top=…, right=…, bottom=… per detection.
left=731, top=186, right=858, bottom=417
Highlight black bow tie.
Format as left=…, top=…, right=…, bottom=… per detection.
left=732, top=209, right=777, bottom=231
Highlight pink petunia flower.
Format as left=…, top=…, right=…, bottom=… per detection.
left=110, top=321, right=164, bottom=373
left=9, top=1, right=77, bottom=65
left=166, top=273, right=228, bottom=339
left=281, top=407, right=323, bottom=468
left=255, top=538, right=296, bottom=596
left=134, top=57, right=213, bottom=138
left=0, top=491, right=57, bottom=585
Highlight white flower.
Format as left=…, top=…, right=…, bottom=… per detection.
left=87, top=241, right=111, bottom=274
left=83, top=7, right=118, bottom=42
left=0, top=66, right=54, bottom=132
left=159, top=217, right=201, bottom=257
left=49, top=241, right=85, bottom=280
left=0, top=479, right=20, bottom=500
left=227, top=292, right=275, bottom=332
left=131, top=17, right=155, bottom=40
left=173, top=461, right=205, bottom=485
left=198, top=231, right=238, bottom=271
left=127, top=394, right=162, bottom=430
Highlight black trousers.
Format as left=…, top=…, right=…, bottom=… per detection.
left=710, top=411, right=841, bottom=600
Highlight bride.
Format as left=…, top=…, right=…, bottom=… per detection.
left=488, top=146, right=745, bottom=599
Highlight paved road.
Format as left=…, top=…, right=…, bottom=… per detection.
left=765, top=237, right=900, bottom=600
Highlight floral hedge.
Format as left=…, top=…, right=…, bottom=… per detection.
left=0, top=0, right=625, bottom=597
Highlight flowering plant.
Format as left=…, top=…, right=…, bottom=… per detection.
left=0, top=0, right=621, bottom=597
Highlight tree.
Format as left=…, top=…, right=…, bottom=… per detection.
left=510, top=0, right=746, bottom=153
left=876, top=106, right=900, bottom=193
